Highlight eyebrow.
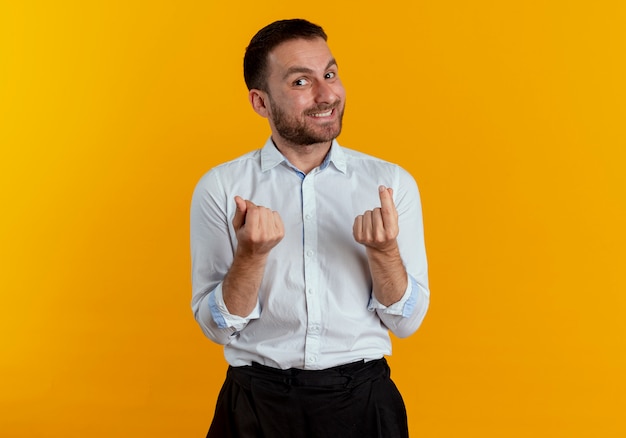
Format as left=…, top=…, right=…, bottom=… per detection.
left=283, top=58, right=338, bottom=80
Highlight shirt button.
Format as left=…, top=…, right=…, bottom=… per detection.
left=307, top=355, right=317, bottom=363
left=309, top=324, right=319, bottom=333
left=307, top=250, right=314, bottom=257
left=307, top=288, right=313, bottom=295
left=305, top=214, right=312, bottom=220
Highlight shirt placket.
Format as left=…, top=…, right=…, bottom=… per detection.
left=301, top=170, right=321, bottom=369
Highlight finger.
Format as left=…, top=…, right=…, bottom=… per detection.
left=353, top=215, right=363, bottom=241
left=244, top=199, right=258, bottom=210
left=378, top=185, right=393, bottom=208
left=232, top=196, right=248, bottom=230
left=371, top=207, right=384, bottom=240
left=272, top=211, right=285, bottom=243
left=272, top=210, right=285, bottom=235
left=378, top=185, right=397, bottom=225
left=244, top=203, right=270, bottom=234
left=362, top=210, right=373, bottom=241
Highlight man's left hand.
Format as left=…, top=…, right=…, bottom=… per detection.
left=353, top=185, right=399, bottom=252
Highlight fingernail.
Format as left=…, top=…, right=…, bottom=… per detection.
left=379, top=185, right=385, bottom=192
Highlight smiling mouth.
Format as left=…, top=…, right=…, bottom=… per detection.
left=309, top=109, right=334, bottom=118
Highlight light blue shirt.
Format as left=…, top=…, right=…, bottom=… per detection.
left=191, top=138, right=429, bottom=370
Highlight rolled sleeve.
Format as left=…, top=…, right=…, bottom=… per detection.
left=209, top=283, right=261, bottom=330
left=368, top=274, right=418, bottom=317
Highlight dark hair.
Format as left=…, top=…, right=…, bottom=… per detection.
left=243, top=19, right=327, bottom=91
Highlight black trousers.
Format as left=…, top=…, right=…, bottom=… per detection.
left=207, top=358, right=409, bottom=438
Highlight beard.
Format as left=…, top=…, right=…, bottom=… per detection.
left=268, top=97, right=344, bottom=146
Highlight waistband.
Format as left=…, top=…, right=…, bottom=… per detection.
left=228, top=358, right=389, bottom=389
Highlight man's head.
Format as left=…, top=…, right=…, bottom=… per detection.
left=245, top=19, right=346, bottom=147
left=244, top=19, right=327, bottom=92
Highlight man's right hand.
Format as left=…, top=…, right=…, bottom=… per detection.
left=232, top=196, right=285, bottom=256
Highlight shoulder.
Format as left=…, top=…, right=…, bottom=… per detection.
left=339, top=145, right=414, bottom=180
left=345, top=148, right=391, bottom=165
left=205, top=149, right=261, bottom=175
left=195, top=149, right=261, bottom=187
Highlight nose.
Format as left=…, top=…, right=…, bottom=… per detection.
left=314, top=80, right=339, bottom=104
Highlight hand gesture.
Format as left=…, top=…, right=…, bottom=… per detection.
left=353, top=186, right=399, bottom=253
left=232, top=196, right=285, bottom=256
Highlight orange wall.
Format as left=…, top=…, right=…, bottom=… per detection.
left=1, top=1, right=625, bottom=437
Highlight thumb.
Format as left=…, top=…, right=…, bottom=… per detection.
left=378, top=185, right=394, bottom=208
left=232, top=196, right=247, bottom=230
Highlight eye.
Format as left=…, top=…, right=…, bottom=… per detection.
left=325, top=71, right=336, bottom=79
left=293, top=78, right=309, bottom=87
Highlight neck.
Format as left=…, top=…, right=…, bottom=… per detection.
left=272, top=137, right=332, bottom=174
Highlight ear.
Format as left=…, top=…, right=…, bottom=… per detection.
left=249, top=89, right=269, bottom=118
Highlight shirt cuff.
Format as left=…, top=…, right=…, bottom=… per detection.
left=367, top=274, right=419, bottom=317
left=208, top=283, right=261, bottom=330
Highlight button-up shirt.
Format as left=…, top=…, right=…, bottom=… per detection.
left=191, top=138, right=429, bottom=370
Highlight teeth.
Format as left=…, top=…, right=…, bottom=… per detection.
left=311, top=110, right=332, bottom=117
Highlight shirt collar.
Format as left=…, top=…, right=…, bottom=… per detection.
left=260, top=138, right=285, bottom=171
left=260, top=138, right=347, bottom=175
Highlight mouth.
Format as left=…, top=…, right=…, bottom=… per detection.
left=308, top=108, right=335, bottom=118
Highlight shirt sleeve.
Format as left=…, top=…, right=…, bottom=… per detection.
left=207, top=283, right=261, bottom=330
left=368, top=166, right=430, bottom=338
left=368, top=273, right=416, bottom=316
left=190, top=169, right=261, bottom=345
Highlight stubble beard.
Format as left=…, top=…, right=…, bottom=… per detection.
left=269, top=97, right=344, bottom=146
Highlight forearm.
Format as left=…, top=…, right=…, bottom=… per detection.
left=358, top=169, right=429, bottom=338
left=222, top=250, right=269, bottom=317
left=366, top=245, right=408, bottom=306
left=374, top=274, right=429, bottom=338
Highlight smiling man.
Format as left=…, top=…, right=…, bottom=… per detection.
left=191, top=19, right=430, bottom=438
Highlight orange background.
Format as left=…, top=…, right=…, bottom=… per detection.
left=1, top=1, right=625, bottom=437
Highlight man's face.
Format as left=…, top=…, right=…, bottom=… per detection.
left=263, top=37, right=346, bottom=146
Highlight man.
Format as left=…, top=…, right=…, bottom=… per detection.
left=191, top=18, right=429, bottom=437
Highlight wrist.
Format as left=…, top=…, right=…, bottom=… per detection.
left=366, top=242, right=401, bottom=259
